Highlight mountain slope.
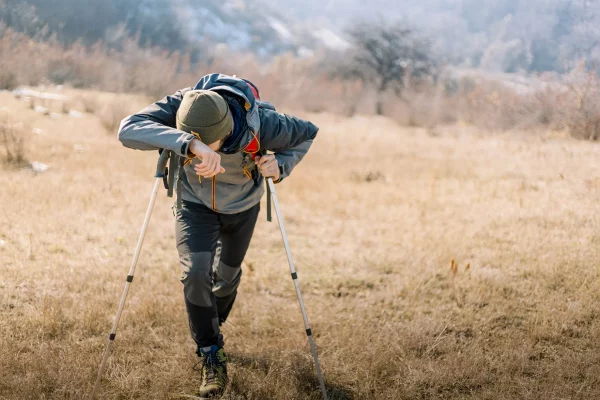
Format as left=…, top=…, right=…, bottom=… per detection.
left=1, top=0, right=599, bottom=72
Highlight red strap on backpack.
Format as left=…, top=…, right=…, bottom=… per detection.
left=242, top=79, right=262, bottom=161
left=244, top=79, right=261, bottom=101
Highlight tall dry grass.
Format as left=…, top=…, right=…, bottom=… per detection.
left=1, top=88, right=600, bottom=399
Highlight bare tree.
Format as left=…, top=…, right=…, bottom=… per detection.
left=342, top=20, right=437, bottom=114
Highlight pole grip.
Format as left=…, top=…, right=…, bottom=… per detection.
left=154, top=150, right=170, bottom=178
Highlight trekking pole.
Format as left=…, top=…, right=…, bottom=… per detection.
left=90, top=150, right=170, bottom=400
left=266, top=178, right=328, bottom=400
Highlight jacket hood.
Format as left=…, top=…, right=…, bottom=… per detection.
left=193, top=74, right=260, bottom=154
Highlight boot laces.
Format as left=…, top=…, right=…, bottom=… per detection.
left=195, top=352, right=223, bottom=385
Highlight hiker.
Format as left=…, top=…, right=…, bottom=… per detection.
left=117, top=73, right=318, bottom=398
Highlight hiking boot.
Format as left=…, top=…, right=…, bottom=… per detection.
left=196, top=345, right=228, bottom=398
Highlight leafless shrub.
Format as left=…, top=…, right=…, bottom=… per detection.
left=77, top=94, right=100, bottom=114
left=420, top=67, right=600, bottom=140
left=556, top=66, right=600, bottom=141
left=0, top=114, right=27, bottom=166
left=0, top=70, right=18, bottom=90
left=455, top=81, right=530, bottom=131
left=95, top=96, right=139, bottom=134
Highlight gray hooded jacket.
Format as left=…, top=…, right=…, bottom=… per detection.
left=118, top=74, right=319, bottom=214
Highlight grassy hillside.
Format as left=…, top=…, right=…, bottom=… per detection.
left=1, top=88, right=600, bottom=399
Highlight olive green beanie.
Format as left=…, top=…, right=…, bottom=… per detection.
left=176, top=90, right=233, bottom=144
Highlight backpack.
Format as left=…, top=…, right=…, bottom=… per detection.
left=160, top=75, right=273, bottom=220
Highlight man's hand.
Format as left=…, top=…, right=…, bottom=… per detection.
left=189, top=139, right=225, bottom=178
left=255, top=154, right=280, bottom=182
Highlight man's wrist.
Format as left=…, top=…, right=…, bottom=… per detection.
left=187, top=139, right=195, bottom=157
left=273, top=165, right=284, bottom=183
left=188, top=138, right=203, bottom=157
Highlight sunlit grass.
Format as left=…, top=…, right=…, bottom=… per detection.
left=1, top=89, right=600, bottom=399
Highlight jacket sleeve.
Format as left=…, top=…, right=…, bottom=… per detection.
left=259, top=108, right=319, bottom=152
left=258, top=108, right=319, bottom=182
left=117, top=87, right=195, bottom=157
left=273, top=139, right=313, bottom=182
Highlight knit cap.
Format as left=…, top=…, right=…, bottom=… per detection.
left=176, top=90, right=233, bottom=144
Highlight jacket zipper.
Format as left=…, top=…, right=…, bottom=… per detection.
left=212, top=176, right=217, bottom=212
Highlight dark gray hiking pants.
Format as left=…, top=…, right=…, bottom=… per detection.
left=175, top=200, right=260, bottom=350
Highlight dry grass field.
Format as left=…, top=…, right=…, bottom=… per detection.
left=1, top=88, right=600, bottom=400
